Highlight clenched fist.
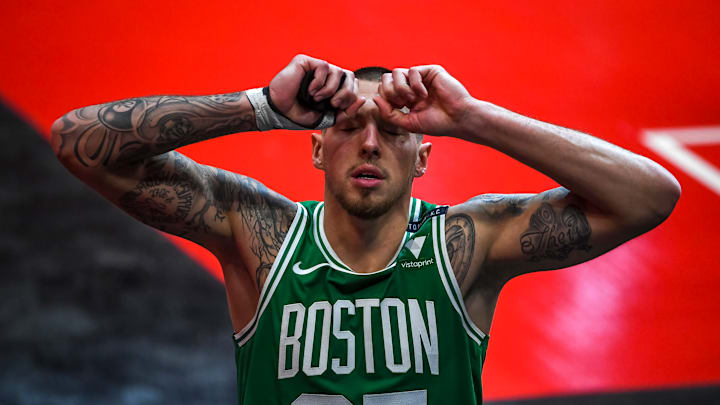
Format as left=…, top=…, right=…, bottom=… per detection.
left=373, top=66, right=477, bottom=139
left=269, top=54, right=366, bottom=128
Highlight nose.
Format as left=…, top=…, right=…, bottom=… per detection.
left=360, top=124, right=380, bottom=158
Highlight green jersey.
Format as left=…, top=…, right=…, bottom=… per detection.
left=233, top=198, right=489, bottom=405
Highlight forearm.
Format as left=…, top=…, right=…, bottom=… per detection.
left=51, top=91, right=256, bottom=168
left=461, top=100, right=681, bottom=226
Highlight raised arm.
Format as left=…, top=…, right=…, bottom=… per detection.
left=448, top=105, right=680, bottom=284
left=50, top=89, right=275, bottom=257
left=50, top=54, right=364, bottom=281
left=374, top=65, right=681, bottom=289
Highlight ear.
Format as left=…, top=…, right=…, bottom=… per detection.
left=414, top=141, right=432, bottom=177
left=311, top=132, right=325, bottom=170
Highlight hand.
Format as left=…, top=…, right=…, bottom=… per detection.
left=374, top=65, right=476, bottom=138
left=269, top=54, right=365, bottom=127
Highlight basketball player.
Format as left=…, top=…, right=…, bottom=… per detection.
left=50, top=54, right=680, bottom=404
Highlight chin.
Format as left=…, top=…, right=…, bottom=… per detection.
left=342, top=197, right=394, bottom=219
left=327, top=170, right=414, bottom=219
left=333, top=186, right=405, bottom=220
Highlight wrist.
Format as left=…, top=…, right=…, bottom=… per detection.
left=245, top=87, right=335, bottom=131
left=456, top=99, right=502, bottom=145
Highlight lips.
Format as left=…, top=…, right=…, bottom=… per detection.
left=350, top=164, right=385, bottom=188
left=350, top=164, right=385, bottom=180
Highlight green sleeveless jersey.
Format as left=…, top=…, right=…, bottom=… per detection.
left=233, top=198, right=489, bottom=405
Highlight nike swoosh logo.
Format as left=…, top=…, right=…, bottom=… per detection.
left=292, top=262, right=327, bottom=275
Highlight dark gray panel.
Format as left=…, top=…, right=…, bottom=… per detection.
left=0, top=101, right=235, bottom=404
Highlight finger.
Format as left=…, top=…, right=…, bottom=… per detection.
left=315, top=66, right=343, bottom=101
left=334, top=110, right=350, bottom=126
left=344, top=79, right=365, bottom=117
left=345, top=92, right=365, bottom=118
left=330, top=88, right=354, bottom=110
left=307, top=61, right=329, bottom=96
left=408, top=67, right=428, bottom=98
left=392, top=68, right=415, bottom=104
left=346, top=97, right=366, bottom=118
left=373, top=95, right=411, bottom=129
left=330, top=71, right=357, bottom=109
left=335, top=97, right=366, bottom=125
left=380, top=72, right=403, bottom=108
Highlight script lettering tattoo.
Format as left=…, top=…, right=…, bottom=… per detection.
left=118, top=152, right=224, bottom=236
left=119, top=170, right=194, bottom=232
left=520, top=203, right=592, bottom=261
left=55, top=92, right=254, bottom=168
left=445, top=214, right=475, bottom=286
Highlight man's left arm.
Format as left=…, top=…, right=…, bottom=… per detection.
left=375, top=66, right=681, bottom=288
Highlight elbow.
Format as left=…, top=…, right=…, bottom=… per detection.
left=645, top=169, right=682, bottom=228
left=50, top=114, right=79, bottom=168
left=620, top=162, right=681, bottom=232
left=50, top=116, right=68, bottom=160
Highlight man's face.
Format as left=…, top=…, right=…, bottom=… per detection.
left=312, top=79, right=430, bottom=219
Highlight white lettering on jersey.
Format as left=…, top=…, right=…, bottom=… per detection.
left=332, top=300, right=356, bottom=374
left=408, top=299, right=439, bottom=375
left=303, top=301, right=332, bottom=376
left=355, top=298, right=380, bottom=373
left=278, top=303, right=306, bottom=379
left=277, top=298, right=438, bottom=379
left=399, top=258, right=434, bottom=269
left=380, top=298, right=411, bottom=373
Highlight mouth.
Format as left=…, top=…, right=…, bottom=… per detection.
left=350, top=164, right=385, bottom=188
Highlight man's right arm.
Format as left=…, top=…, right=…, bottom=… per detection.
left=50, top=55, right=363, bottom=287
left=49, top=92, right=294, bottom=263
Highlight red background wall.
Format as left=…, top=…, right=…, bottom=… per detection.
left=2, top=0, right=719, bottom=400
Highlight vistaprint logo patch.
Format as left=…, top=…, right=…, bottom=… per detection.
left=400, top=258, right=434, bottom=269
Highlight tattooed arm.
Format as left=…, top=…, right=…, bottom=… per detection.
left=445, top=188, right=602, bottom=333
left=50, top=55, right=361, bottom=291
left=376, top=65, right=681, bottom=333
left=49, top=93, right=296, bottom=284
left=447, top=188, right=593, bottom=288
left=376, top=65, right=678, bottom=278
left=446, top=99, right=680, bottom=290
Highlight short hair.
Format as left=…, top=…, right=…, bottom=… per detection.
left=353, top=66, right=391, bottom=82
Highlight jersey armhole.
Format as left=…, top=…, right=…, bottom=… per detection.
left=233, top=202, right=308, bottom=345
left=433, top=212, right=488, bottom=344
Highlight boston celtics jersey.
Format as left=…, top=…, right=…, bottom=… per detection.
left=233, top=197, right=489, bottom=405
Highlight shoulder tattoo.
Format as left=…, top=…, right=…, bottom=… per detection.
left=118, top=152, right=296, bottom=290
left=445, top=214, right=475, bottom=286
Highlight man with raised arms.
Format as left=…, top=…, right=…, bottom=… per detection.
left=51, top=54, right=680, bottom=404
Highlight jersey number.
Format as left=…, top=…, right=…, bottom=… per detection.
left=292, top=389, right=427, bottom=405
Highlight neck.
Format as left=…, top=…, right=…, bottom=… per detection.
left=322, top=192, right=411, bottom=273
